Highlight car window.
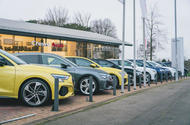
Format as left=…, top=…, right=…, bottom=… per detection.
left=66, top=58, right=75, bottom=63
left=18, top=55, right=41, bottom=64
left=135, top=61, right=143, bottom=67
left=75, top=58, right=93, bottom=67
left=146, top=62, right=153, bottom=67
left=97, top=60, right=114, bottom=67
left=124, top=61, right=132, bottom=66
left=0, top=55, right=13, bottom=66
left=0, top=49, right=26, bottom=65
left=110, top=60, right=119, bottom=65
left=42, top=55, right=68, bottom=66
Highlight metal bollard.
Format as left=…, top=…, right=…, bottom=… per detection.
left=52, top=78, right=59, bottom=111
left=166, top=73, right=168, bottom=82
left=170, top=74, right=172, bottom=81
left=154, top=74, right=157, bottom=85
left=160, top=73, right=163, bottom=83
left=181, top=74, right=183, bottom=79
left=148, top=76, right=150, bottom=87
left=128, top=75, right=130, bottom=92
left=139, top=75, right=142, bottom=88
left=113, top=76, right=116, bottom=96
left=89, top=76, right=93, bottom=102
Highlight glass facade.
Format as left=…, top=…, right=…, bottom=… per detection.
left=0, top=34, right=120, bottom=59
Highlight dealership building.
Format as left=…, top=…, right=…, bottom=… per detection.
left=0, top=18, right=131, bottom=59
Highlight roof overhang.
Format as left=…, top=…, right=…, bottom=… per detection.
left=0, top=18, right=132, bottom=46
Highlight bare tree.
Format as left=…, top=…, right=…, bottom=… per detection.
left=42, top=7, right=69, bottom=27
left=90, top=18, right=117, bottom=38
left=73, top=12, right=91, bottom=27
left=145, top=4, right=167, bottom=60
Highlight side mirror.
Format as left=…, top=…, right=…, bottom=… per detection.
left=90, top=64, right=97, bottom=68
left=61, top=63, right=68, bottom=69
left=0, top=59, right=6, bottom=66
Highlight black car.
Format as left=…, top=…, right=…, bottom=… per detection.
left=14, top=53, right=113, bottom=95
left=91, top=59, right=143, bottom=85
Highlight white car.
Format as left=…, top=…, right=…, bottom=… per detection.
left=108, top=59, right=157, bottom=82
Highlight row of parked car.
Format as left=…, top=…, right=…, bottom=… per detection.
left=0, top=49, right=184, bottom=107
left=0, top=49, right=129, bottom=107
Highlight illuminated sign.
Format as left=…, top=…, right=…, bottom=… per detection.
left=52, top=43, right=64, bottom=48
left=32, top=41, right=49, bottom=46
left=32, top=41, right=64, bottom=48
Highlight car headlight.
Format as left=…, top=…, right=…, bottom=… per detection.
left=100, top=73, right=110, bottom=79
left=151, top=69, right=156, bottom=73
left=51, top=74, right=70, bottom=82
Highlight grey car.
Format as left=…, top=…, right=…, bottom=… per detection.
left=14, top=53, right=113, bottom=95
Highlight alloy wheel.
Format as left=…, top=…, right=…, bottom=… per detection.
left=80, top=78, right=96, bottom=95
left=23, top=81, right=48, bottom=106
left=146, top=73, right=151, bottom=83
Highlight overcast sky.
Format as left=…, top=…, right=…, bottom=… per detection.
left=0, top=0, right=189, bottom=60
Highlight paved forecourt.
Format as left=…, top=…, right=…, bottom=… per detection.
left=0, top=78, right=187, bottom=125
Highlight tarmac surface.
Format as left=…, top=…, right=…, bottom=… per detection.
left=44, top=79, right=190, bottom=125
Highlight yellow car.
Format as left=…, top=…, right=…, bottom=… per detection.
left=0, top=49, right=74, bottom=106
left=66, top=56, right=128, bottom=87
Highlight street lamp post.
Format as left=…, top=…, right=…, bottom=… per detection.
left=140, top=0, right=147, bottom=87
left=143, top=17, right=146, bottom=87
left=174, top=0, right=178, bottom=81
left=133, top=0, right=137, bottom=90
left=120, top=0, right=126, bottom=93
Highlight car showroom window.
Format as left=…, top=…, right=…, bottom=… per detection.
left=75, top=58, right=92, bottom=67
left=18, top=55, right=41, bottom=64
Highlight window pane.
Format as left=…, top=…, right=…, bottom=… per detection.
left=18, top=55, right=40, bottom=64
left=75, top=58, right=92, bottom=67
left=98, top=60, right=114, bottom=67
left=0, top=55, right=13, bottom=66
left=42, top=55, right=68, bottom=66
left=124, top=61, right=132, bottom=66
left=110, top=60, right=119, bottom=65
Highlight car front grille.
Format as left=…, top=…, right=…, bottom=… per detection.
left=124, top=78, right=127, bottom=83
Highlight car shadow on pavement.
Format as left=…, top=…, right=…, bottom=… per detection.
left=0, top=98, right=22, bottom=106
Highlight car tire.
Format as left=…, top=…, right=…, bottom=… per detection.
left=20, top=79, right=50, bottom=107
left=79, top=76, right=97, bottom=95
left=146, top=73, right=151, bottom=83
